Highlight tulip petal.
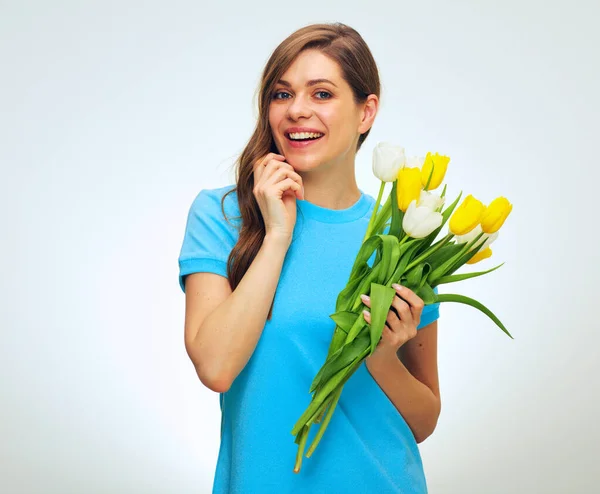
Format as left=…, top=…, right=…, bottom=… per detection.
left=449, top=194, right=486, bottom=235
left=403, top=201, right=443, bottom=238
left=396, top=167, right=423, bottom=212
left=481, top=196, right=513, bottom=233
left=372, top=142, right=406, bottom=182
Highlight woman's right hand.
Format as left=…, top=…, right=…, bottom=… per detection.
left=253, top=153, right=304, bottom=242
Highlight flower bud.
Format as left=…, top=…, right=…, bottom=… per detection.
left=402, top=200, right=443, bottom=238
left=396, top=167, right=423, bottom=212
left=421, top=152, right=450, bottom=190
left=372, top=142, right=406, bottom=182
left=449, top=194, right=486, bottom=235
left=481, top=197, right=512, bottom=234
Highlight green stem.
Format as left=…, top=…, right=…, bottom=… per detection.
left=293, top=425, right=310, bottom=473
left=291, top=364, right=351, bottom=435
left=305, top=386, right=342, bottom=457
left=405, top=233, right=454, bottom=272
left=363, top=181, right=386, bottom=242
left=314, top=391, right=336, bottom=423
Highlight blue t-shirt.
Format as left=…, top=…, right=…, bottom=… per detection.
left=178, top=184, right=440, bottom=493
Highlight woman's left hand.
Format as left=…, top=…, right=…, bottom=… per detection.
left=361, top=284, right=424, bottom=357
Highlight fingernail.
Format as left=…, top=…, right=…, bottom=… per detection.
left=360, top=294, right=370, bottom=302
left=363, top=310, right=370, bottom=319
left=392, top=283, right=403, bottom=291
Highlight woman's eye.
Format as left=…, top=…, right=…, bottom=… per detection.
left=272, top=91, right=290, bottom=100
left=316, top=91, right=332, bottom=99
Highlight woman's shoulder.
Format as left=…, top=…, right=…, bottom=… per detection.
left=190, top=184, right=240, bottom=230
left=191, top=183, right=240, bottom=216
left=193, top=183, right=237, bottom=203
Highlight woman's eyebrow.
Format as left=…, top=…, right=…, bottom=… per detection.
left=277, top=78, right=338, bottom=88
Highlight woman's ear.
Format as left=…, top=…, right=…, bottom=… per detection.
left=358, top=94, right=379, bottom=134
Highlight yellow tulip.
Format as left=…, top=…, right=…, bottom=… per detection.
left=449, top=194, right=486, bottom=235
left=396, top=167, right=422, bottom=212
left=421, top=152, right=450, bottom=190
left=481, top=197, right=513, bottom=234
left=467, top=247, right=492, bottom=264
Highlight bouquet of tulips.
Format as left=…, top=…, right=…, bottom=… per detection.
left=291, top=142, right=514, bottom=473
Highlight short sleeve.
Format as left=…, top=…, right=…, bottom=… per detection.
left=178, top=187, right=240, bottom=293
left=418, top=285, right=440, bottom=329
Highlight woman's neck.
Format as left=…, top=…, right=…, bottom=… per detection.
left=295, top=152, right=362, bottom=209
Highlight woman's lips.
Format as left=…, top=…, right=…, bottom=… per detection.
left=285, top=134, right=325, bottom=149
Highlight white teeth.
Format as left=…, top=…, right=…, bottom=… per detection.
left=288, top=132, right=324, bottom=140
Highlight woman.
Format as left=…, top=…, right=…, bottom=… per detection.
left=178, top=22, right=441, bottom=493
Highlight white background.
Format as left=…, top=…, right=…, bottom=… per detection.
left=1, top=1, right=598, bottom=493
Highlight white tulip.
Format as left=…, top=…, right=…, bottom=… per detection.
left=372, top=142, right=406, bottom=182
left=454, top=224, right=499, bottom=251
left=406, top=155, right=425, bottom=169
left=417, top=189, right=445, bottom=211
left=402, top=199, right=443, bottom=239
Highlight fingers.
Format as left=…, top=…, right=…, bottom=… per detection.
left=262, top=167, right=304, bottom=200
left=361, top=287, right=424, bottom=328
left=361, top=287, right=425, bottom=350
left=390, top=295, right=412, bottom=324
left=274, top=177, right=303, bottom=199
left=255, top=152, right=286, bottom=171
left=361, top=295, right=400, bottom=329
left=254, top=153, right=304, bottom=200
left=393, top=284, right=424, bottom=322
left=253, top=153, right=285, bottom=182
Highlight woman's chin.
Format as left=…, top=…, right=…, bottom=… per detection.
left=286, top=154, right=321, bottom=170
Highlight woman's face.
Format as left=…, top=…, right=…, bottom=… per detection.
left=268, top=49, right=374, bottom=171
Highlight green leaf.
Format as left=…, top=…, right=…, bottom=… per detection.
left=434, top=263, right=504, bottom=285
left=426, top=243, right=464, bottom=268
left=336, top=265, right=370, bottom=311
left=343, top=232, right=404, bottom=315
left=368, top=283, right=398, bottom=354
left=385, top=239, right=422, bottom=285
left=404, top=263, right=431, bottom=290
left=423, top=161, right=435, bottom=191
left=329, top=311, right=358, bottom=334
left=429, top=232, right=484, bottom=283
left=327, top=303, right=369, bottom=359
left=292, top=352, right=366, bottom=436
left=348, top=235, right=381, bottom=277
left=378, top=235, right=401, bottom=284
left=309, top=332, right=370, bottom=393
left=444, top=238, right=489, bottom=276
left=389, top=180, right=405, bottom=238
left=435, top=293, right=513, bottom=339
left=405, top=263, right=423, bottom=287
left=416, top=282, right=436, bottom=304
left=350, top=262, right=384, bottom=313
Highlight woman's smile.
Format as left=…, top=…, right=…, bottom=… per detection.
left=282, top=126, right=326, bottom=150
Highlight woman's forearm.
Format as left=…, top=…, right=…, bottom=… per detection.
left=189, top=233, right=291, bottom=392
left=365, top=350, right=441, bottom=443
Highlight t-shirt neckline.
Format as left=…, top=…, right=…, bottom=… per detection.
left=296, top=189, right=372, bottom=223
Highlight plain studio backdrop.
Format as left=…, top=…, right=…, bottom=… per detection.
left=1, top=1, right=598, bottom=493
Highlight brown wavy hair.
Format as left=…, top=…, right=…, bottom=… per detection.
left=220, top=22, right=381, bottom=320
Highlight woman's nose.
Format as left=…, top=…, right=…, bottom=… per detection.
left=286, top=95, right=312, bottom=120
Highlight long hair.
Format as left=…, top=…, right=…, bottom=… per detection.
left=220, top=22, right=381, bottom=320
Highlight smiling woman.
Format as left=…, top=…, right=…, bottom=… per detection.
left=268, top=49, right=377, bottom=177
left=178, top=22, right=440, bottom=494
